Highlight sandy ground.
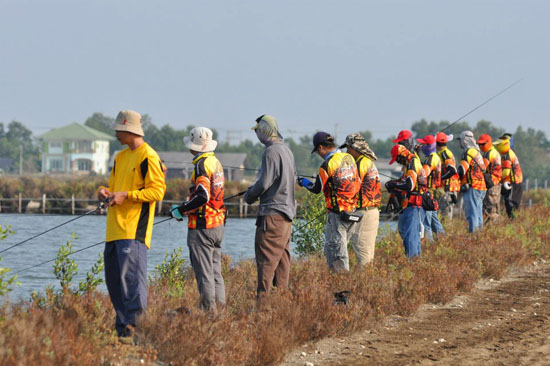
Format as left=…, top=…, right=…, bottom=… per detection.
left=282, top=260, right=550, bottom=366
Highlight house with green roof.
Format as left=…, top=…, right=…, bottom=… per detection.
left=40, top=123, right=115, bottom=174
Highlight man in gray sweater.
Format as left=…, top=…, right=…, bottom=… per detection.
left=244, top=114, right=296, bottom=297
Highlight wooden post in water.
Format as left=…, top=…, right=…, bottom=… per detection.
left=18, top=193, right=22, bottom=213
left=71, top=194, right=75, bottom=215
left=239, top=198, right=243, bottom=218
left=244, top=201, right=248, bottom=217
left=42, top=194, right=46, bottom=214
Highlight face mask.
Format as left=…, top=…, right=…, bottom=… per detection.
left=255, top=129, right=270, bottom=145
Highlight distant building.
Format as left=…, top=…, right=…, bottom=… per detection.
left=0, top=157, right=14, bottom=173
left=108, top=151, right=248, bottom=181
left=40, top=123, right=115, bottom=174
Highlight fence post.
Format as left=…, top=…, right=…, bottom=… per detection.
left=239, top=198, right=243, bottom=218
left=71, top=194, right=75, bottom=215
left=157, top=200, right=163, bottom=215
left=546, top=180, right=548, bottom=190
left=42, top=193, right=46, bottom=214
left=525, top=179, right=529, bottom=191
left=18, top=193, right=22, bottom=213
left=535, top=178, right=538, bottom=190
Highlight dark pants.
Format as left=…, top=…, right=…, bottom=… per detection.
left=188, top=226, right=225, bottom=311
left=502, top=182, right=523, bottom=218
left=255, top=214, right=292, bottom=295
left=104, top=239, right=148, bottom=336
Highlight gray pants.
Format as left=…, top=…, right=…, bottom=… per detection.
left=324, top=212, right=357, bottom=272
left=187, top=226, right=225, bottom=311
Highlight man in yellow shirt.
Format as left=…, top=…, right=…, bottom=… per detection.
left=97, top=110, right=166, bottom=338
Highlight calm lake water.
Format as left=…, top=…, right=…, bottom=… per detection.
left=0, top=214, right=395, bottom=300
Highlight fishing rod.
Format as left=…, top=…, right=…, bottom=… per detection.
left=180, top=161, right=317, bottom=179
left=0, top=202, right=109, bottom=255
left=292, top=212, right=326, bottom=233
left=439, top=78, right=523, bottom=134
left=14, top=217, right=174, bottom=274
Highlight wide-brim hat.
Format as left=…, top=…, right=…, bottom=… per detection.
left=339, top=133, right=377, bottom=160
left=113, top=110, right=144, bottom=136
left=184, top=127, right=217, bottom=152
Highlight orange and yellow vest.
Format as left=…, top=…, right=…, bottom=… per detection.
left=482, top=146, right=502, bottom=186
left=437, top=147, right=460, bottom=192
left=422, top=152, right=442, bottom=189
left=501, top=149, right=523, bottom=184
left=460, top=148, right=487, bottom=191
left=402, top=156, right=427, bottom=208
left=188, top=152, right=226, bottom=229
left=319, top=151, right=360, bottom=213
left=355, top=155, right=381, bottom=208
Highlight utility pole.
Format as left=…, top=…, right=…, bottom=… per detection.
left=19, top=145, right=23, bottom=176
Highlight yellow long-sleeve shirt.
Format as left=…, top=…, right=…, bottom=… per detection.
left=100, top=143, right=166, bottom=248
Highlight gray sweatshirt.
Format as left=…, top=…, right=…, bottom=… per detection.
left=244, top=140, right=296, bottom=221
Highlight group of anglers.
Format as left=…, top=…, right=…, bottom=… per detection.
left=96, top=109, right=522, bottom=340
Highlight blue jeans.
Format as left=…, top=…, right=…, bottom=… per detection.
left=420, top=209, right=445, bottom=241
left=104, top=239, right=148, bottom=336
left=398, top=206, right=422, bottom=258
left=463, top=188, right=487, bottom=233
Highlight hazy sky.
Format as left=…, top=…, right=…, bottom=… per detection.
left=0, top=0, right=548, bottom=143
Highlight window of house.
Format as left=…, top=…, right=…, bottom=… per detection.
left=77, top=141, right=93, bottom=153
left=77, top=160, right=91, bottom=171
left=50, top=158, right=64, bottom=172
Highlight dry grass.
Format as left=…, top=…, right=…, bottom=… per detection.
left=1, top=206, right=549, bottom=365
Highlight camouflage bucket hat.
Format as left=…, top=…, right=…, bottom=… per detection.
left=340, top=133, right=377, bottom=160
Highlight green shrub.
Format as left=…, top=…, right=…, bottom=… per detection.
left=292, top=193, right=326, bottom=257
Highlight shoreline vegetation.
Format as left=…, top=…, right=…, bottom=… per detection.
left=0, top=192, right=548, bottom=365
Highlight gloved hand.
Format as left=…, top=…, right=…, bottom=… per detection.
left=385, top=180, right=398, bottom=191
left=450, top=192, right=458, bottom=204
left=297, top=177, right=314, bottom=189
left=170, top=204, right=184, bottom=221
left=503, top=182, right=512, bottom=191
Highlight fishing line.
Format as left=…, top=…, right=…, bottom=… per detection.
left=180, top=161, right=317, bottom=179
left=14, top=217, right=174, bottom=274
left=439, top=78, right=523, bottom=134
left=0, top=203, right=107, bottom=255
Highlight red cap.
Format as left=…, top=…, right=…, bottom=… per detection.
left=416, top=134, right=436, bottom=145
left=436, top=132, right=449, bottom=143
left=477, top=133, right=492, bottom=145
left=392, top=130, right=412, bottom=143
left=389, top=144, right=406, bottom=165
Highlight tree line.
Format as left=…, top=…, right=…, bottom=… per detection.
left=1, top=113, right=549, bottom=181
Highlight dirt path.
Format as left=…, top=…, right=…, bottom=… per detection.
left=282, top=260, right=550, bottom=366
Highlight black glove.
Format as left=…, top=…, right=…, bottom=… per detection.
left=450, top=192, right=458, bottom=204
left=385, top=180, right=398, bottom=191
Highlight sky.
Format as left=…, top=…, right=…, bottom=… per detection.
left=0, top=0, right=548, bottom=143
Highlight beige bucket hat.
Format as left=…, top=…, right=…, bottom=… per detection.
left=184, top=127, right=217, bottom=152
left=113, top=110, right=144, bottom=136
